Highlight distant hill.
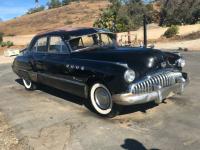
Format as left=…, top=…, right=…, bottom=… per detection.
left=0, top=1, right=109, bottom=35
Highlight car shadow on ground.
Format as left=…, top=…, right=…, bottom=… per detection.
left=15, top=79, right=85, bottom=106
left=119, top=102, right=159, bottom=116
left=15, top=79, right=160, bottom=116
left=121, top=138, right=160, bottom=150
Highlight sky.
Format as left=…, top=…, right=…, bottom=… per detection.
left=0, top=0, right=48, bottom=21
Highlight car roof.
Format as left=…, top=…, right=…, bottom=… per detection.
left=36, top=27, right=113, bottom=40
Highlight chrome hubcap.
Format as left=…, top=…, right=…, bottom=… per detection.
left=94, top=87, right=111, bottom=110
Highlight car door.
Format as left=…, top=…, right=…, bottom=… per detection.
left=44, top=35, right=86, bottom=97
left=31, top=36, right=48, bottom=83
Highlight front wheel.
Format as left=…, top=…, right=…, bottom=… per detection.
left=22, top=78, right=37, bottom=91
left=90, top=83, right=120, bottom=117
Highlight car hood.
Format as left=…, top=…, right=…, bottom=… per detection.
left=71, top=47, right=177, bottom=75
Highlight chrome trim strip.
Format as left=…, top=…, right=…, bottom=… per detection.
left=158, top=75, right=162, bottom=86
left=38, top=73, right=85, bottom=86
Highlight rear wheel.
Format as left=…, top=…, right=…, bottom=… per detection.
left=22, top=78, right=37, bottom=91
left=90, top=83, right=120, bottom=117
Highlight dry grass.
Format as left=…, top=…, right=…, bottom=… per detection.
left=0, top=1, right=109, bottom=36
left=150, top=30, right=200, bottom=44
left=175, top=31, right=200, bottom=41
left=121, top=24, right=200, bottom=41
left=117, top=23, right=200, bottom=50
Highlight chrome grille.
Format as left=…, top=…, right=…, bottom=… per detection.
left=131, top=72, right=182, bottom=94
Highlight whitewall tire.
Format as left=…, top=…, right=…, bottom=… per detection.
left=22, top=78, right=36, bottom=90
left=90, top=83, right=113, bottom=115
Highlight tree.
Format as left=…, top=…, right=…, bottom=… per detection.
left=62, top=0, right=70, bottom=5
left=192, top=9, right=200, bottom=24
left=94, top=0, right=156, bottom=32
left=27, top=6, right=45, bottom=14
left=164, top=25, right=179, bottom=38
left=159, top=0, right=200, bottom=26
left=0, top=32, right=4, bottom=43
left=48, top=0, right=61, bottom=9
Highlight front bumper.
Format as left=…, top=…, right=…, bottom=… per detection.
left=112, top=75, right=189, bottom=106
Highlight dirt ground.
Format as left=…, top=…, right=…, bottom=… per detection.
left=0, top=112, right=30, bottom=150
left=155, top=38, right=200, bottom=51
left=0, top=56, right=16, bottom=64
left=130, top=24, right=200, bottom=40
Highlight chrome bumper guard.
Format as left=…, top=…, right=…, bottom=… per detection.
left=112, top=75, right=189, bottom=106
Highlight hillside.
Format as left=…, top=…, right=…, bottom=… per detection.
left=0, top=0, right=200, bottom=52
left=0, top=1, right=109, bottom=35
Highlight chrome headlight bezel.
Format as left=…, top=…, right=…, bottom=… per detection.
left=177, top=58, right=186, bottom=68
left=124, top=69, right=136, bottom=83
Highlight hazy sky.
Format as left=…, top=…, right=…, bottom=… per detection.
left=0, top=0, right=47, bottom=21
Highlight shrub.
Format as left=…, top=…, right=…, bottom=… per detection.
left=6, top=41, right=14, bottom=47
left=0, top=32, right=3, bottom=43
left=27, top=6, right=45, bottom=14
left=0, top=42, right=7, bottom=47
left=62, top=0, right=70, bottom=5
left=48, top=0, right=61, bottom=9
left=7, top=34, right=15, bottom=36
left=64, top=20, right=73, bottom=25
left=164, top=25, right=179, bottom=38
left=0, top=41, right=14, bottom=47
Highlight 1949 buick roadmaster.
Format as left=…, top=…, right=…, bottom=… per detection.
left=12, top=27, right=189, bottom=117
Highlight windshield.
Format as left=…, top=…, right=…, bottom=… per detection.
left=68, top=33, right=116, bottom=52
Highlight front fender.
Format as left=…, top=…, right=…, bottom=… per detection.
left=72, top=58, right=130, bottom=94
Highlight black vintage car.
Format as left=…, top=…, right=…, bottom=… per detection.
left=12, top=27, right=189, bottom=117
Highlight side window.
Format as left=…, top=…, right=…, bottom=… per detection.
left=32, top=37, right=48, bottom=52
left=32, top=41, right=38, bottom=52
left=49, top=36, right=69, bottom=53
left=82, top=35, right=94, bottom=47
left=37, top=37, right=48, bottom=52
left=101, top=34, right=113, bottom=45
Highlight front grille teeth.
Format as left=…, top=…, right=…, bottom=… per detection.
left=132, top=72, right=182, bottom=94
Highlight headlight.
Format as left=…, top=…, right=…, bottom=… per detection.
left=177, top=58, right=186, bottom=68
left=124, top=69, right=136, bottom=83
